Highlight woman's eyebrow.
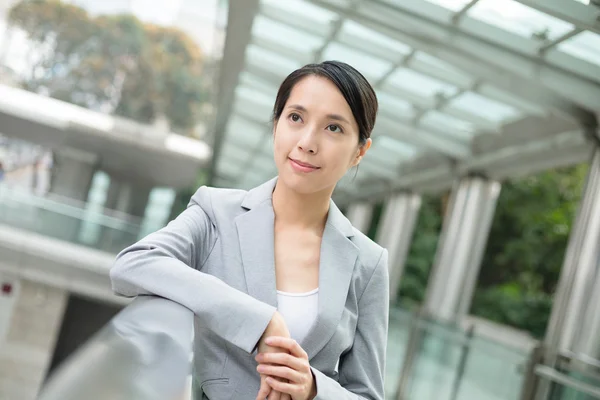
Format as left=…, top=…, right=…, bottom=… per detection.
left=287, top=104, right=350, bottom=125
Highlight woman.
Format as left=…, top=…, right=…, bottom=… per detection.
left=110, top=60, right=389, bottom=400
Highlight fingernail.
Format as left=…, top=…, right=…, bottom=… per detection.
left=265, top=337, right=273, bottom=344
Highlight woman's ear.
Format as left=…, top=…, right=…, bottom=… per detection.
left=352, top=138, right=372, bottom=167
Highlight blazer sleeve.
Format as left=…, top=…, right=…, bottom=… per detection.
left=109, top=187, right=277, bottom=354
left=311, top=249, right=389, bottom=400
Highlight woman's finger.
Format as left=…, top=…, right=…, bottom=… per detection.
left=267, top=388, right=281, bottom=400
left=256, top=375, right=272, bottom=400
left=257, top=364, right=302, bottom=383
left=265, top=377, right=298, bottom=397
left=256, top=352, right=305, bottom=372
left=264, top=337, right=308, bottom=359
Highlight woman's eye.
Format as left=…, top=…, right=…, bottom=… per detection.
left=289, top=113, right=302, bottom=123
left=327, top=124, right=342, bottom=133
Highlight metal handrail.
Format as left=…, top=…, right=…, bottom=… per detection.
left=535, top=365, right=600, bottom=399
left=38, top=296, right=194, bottom=400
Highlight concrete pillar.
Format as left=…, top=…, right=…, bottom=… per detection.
left=346, top=202, right=374, bottom=234
left=544, top=147, right=600, bottom=358
left=424, top=177, right=501, bottom=322
left=375, top=192, right=421, bottom=303
left=105, top=177, right=151, bottom=218
left=0, top=280, right=67, bottom=400
left=50, top=147, right=98, bottom=202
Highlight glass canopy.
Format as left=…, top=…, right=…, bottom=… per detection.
left=213, top=0, right=600, bottom=202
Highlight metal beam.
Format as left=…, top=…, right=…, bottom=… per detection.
left=513, top=0, right=600, bottom=35
left=345, top=129, right=591, bottom=202
left=308, top=0, right=597, bottom=122
left=207, top=0, right=260, bottom=186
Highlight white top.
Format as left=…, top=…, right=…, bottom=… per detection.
left=276, top=288, right=319, bottom=344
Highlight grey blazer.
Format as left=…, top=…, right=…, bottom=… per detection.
left=110, top=177, right=389, bottom=400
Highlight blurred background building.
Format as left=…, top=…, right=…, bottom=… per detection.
left=0, top=0, right=599, bottom=399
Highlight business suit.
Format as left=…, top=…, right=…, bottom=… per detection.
left=110, top=177, right=389, bottom=400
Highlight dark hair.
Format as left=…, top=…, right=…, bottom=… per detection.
left=272, top=60, right=378, bottom=146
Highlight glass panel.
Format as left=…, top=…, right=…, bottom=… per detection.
left=559, top=31, right=600, bottom=67
left=424, top=0, right=473, bottom=12
left=448, top=92, right=521, bottom=123
left=0, top=184, right=141, bottom=254
left=411, top=52, right=475, bottom=88
left=235, top=84, right=276, bottom=110
left=455, top=334, right=530, bottom=399
left=468, top=0, right=575, bottom=41
left=340, top=20, right=413, bottom=56
left=374, top=135, right=420, bottom=158
left=420, top=111, right=476, bottom=140
left=261, top=0, right=339, bottom=25
left=378, top=92, right=417, bottom=119
left=321, top=42, right=392, bottom=81
left=399, top=316, right=533, bottom=400
left=226, top=113, right=268, bottom=148
left=387, top=68, right=459, bottom=99
left=406, top=319, right=468, bottom=400
left=245, top=45, right=302, bottom=76
left=385, top=308, right=413, bottom=398
left=251, top=16, right=323, bottom=52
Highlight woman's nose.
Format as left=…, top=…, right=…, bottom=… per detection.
left=297, top=128, right=318, bottom=154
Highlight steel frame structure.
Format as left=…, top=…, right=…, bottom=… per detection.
left=209, top=0, right=600, bottom=206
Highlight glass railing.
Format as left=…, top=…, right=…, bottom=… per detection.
left=38, top=296, right=194, bottom=400
left=385, top=307, right=413, bottom=398
left=391, top=309, right=537, bottom=400
left=0, top=183, right=142, bottom=253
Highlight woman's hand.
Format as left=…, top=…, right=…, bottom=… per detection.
left=256, top=312, right=292, bottom=400
left=255, top=337, right=317, bottom=400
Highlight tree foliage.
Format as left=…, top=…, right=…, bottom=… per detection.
left=392, top=164, right=587, bottom=337
left=8, top=0, right=207, bottom=134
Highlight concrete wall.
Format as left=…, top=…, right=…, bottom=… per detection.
left=0, top=280, right=67, bottom=400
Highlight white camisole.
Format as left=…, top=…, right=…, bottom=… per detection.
left=276, top=288, right=319, bottom=344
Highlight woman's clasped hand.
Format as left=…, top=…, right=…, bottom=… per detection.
left=255, top=337, right=316, bottom=400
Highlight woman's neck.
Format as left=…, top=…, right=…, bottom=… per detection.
left=272, top=181, right=332, bottom=231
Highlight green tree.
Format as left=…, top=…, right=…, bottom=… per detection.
left=8, top=0, right=207, bottom=134
left=392, top=164, right=587, bottom=337
left=471, top=164, right=587, bottom=337
left=398, top=195, right=444, bottom=308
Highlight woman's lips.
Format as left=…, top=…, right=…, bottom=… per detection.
left=289, top=158, right=320, bottom=173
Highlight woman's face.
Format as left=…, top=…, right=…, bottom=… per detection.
left=273, top=75, right=371, bottom=195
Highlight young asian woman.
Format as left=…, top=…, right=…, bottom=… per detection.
left=110, top=60, right=389, bottom=400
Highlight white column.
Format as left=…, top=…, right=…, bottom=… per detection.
left=544, top=147, right=600, bottom=358
left=105, top=177, right=152, bottom=218
left=424, top=177, right=501, bottom=322
left=375, top=192, right=421, bottom=303
left=50, top=147, right=98, bottom=202
left=0, top=280, right=67, bottom=400
left=345, top=202, right=374, bottom=234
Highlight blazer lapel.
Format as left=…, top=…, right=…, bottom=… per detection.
left=235, top=178, right=278, bottom=308
left=302, top=202, right=358, bottom=360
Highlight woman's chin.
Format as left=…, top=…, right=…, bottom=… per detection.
left=278, top=172, right=334, bottom=196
